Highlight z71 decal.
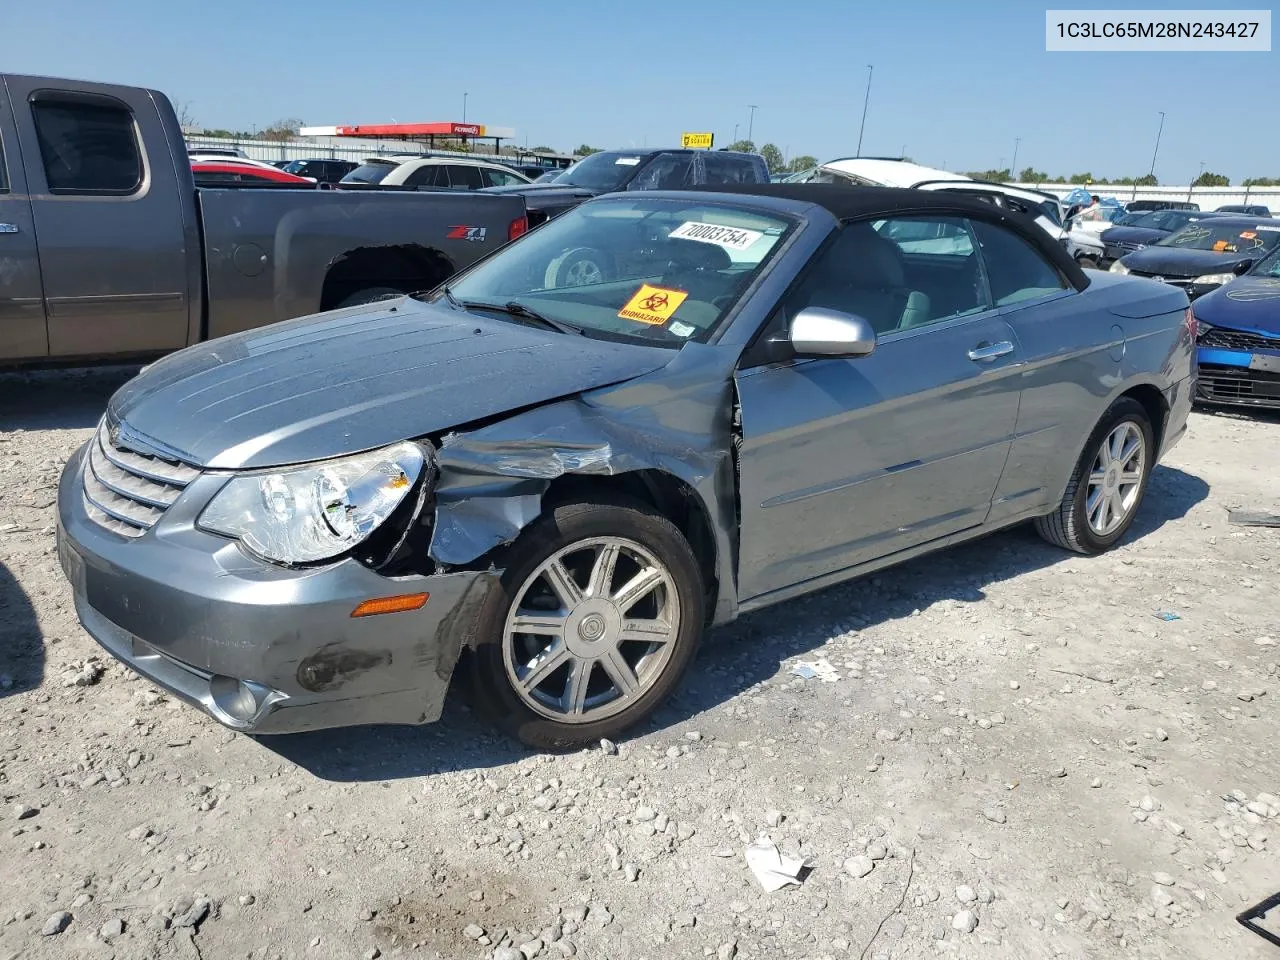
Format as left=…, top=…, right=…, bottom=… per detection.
left=447, top=225, right=488, bottom=242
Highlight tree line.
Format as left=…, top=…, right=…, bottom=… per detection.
left=973, top=166, right=1273, bottom=188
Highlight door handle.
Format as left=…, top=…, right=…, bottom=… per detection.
left=967, top=340, right=1014, bottom=362
left=0, top=223, right=19, bottom=234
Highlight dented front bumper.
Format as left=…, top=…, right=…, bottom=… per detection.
left=56, top=443, right=495, bottom=735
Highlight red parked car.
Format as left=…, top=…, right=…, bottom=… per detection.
left=191, top=160, right=317, bottom=186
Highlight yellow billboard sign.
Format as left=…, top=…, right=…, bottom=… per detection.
left=681, top=132, right=714, bottom=149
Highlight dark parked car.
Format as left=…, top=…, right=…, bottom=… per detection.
left=1126, top=200, right=1199, bottom=213
left=1216, top=204, right=1273, bottom=217
left=1110, top=217, right=1280, bottom=299
left=280, top=158, right=359, bottom=184
left=1099, top=210, right=1225, bottom=267
left=482, top=148, right=771, bottom=227
left=1192, top=244, right=1280, bottom=409
left=57, top=184, right=1193, bottom=748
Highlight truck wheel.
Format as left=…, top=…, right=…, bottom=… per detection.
left=1034, top=397, right=1154, bottom=555
left=544, top=247, right=612, bottom=288
left=336, top=286, right=407, bottom=308
left=469, top=499, right=704, bottom=750
left=1076, top=255, right=1099, bottom=270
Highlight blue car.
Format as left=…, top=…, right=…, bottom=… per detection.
left=1193, top=243, right=1280, bottom=409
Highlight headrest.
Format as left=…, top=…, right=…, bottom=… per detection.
left=827, top=225, right=906, bottom=289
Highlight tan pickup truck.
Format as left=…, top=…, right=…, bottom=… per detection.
left=0, top=73, right=527, bottom=365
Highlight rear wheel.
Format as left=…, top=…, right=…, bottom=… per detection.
left=544, top=247, right=612, bottom=288
left=469, top=499, right=704, bottom=749
left=1035, top=397, right=1154, bottom=554
left=336, top=286, right=408, bottom=308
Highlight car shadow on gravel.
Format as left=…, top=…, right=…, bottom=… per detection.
left=0, top=366, right=140, bottom=431
left=259, top=464, right=1209, bottom=781
left=0, top=560, right=44, bottom=696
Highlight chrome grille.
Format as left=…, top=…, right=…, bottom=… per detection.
left=82, top=424, right=200, bottom=538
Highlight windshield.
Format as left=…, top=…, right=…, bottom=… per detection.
left=281, top=160, right=305, bottom=175
left=431, top=197, right=794, bottom=346
left=1127, top=210, right=1194, bottom=230
left=1248, top=245, right=1280, bottom=277
left=1156, top=222, right=1280, bottom=254
left=555, top=151, right=649, bottom=190
left=341, top=162, right=396, bottom=184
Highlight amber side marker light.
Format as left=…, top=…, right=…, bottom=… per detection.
left=351, top=593, right=430, bottom=618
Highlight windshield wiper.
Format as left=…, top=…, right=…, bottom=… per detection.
left=459, top=299, right=586, bottom=336
left=441, top=284, right=463, bottom=309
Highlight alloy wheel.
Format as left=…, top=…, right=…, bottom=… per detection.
left=1085, top=420, right=1146, bottom=536
left=502, top=536, right=681, bottom=723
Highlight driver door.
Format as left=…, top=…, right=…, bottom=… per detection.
left=733, top=215, right=1023, bottom=603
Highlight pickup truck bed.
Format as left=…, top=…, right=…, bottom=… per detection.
left=0, top=73, right=526, bottom=365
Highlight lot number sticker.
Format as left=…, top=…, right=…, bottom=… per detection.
left=669, top=221, right=764, bottom=250
left=618, top=284, right=688, bottom=325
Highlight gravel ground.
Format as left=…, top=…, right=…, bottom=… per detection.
left=2, top=367, right=1278, bottom=960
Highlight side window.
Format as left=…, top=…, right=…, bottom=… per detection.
left=701, top=154, right=751, bottom=185
left=628, top=154, right=692, bottom=190
left=403, top=164, right=444, bottom=188
left=482, top=168, right=524, bottom=187
left=30, top=95, right=143, bottom=194
left=786, top=217, right=988, bottom=336
left=446, top=165, right=483, bottom=190
left=970, top=219, right=1068, bottom=306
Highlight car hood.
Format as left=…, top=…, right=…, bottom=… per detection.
left=1120, top=245, right=1257, bottom=277
left=482, top=182, right=601, bottom=198
left=1192, top=276, right=1280, bottom=335
left=106, top=297, right=674, bottom=470
left=1101, top=226, right=1167, bottom=245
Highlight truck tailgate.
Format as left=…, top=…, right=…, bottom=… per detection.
left=197, top=188, right=526, bottom=340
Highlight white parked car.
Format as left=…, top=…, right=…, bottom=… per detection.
left=339, top=157, right=533, bottom=190
left=793, top=158, right=1101, bottom=265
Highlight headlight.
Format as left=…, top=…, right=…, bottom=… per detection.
left=199, top=442, right=426, bottom=563
left=1193, top=273, right=1234, bottom=286
left=1109, top=261, right=1129, bottom=274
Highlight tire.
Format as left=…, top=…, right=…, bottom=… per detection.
left=336, top=286, right=407, bottom=309
left=469, top=498, right=705, bottom=750
left=543, top=247, right=612, bottom=288
left=1076, top=256, right=1099, bottom=270
left=1034, top=397, right=1155, bottom=554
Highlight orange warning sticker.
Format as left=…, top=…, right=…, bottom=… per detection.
left=618, top=284, right=688, bottom=326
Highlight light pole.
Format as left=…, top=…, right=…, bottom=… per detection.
left=1011, top=137, right=1021, bottom=178
left=1148, top=111, right=1165, bottom=177
left=462, top=92, right=468, bottom=124
left=733, top=123, right=739, bottom=145
left=856, top=65, right=873, bottom=157
left=747, top=105, right=758, bottom=144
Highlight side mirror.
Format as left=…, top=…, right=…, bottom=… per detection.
left=789, top=307, right=877, bottom=358
left=1234, top=260, right=1254, bottom=276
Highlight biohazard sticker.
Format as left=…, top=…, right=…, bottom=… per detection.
left=618, top=284, right=688, bottom=325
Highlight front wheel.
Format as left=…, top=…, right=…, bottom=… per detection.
left=1035, top=397, right=1155, bottom=554
left=469, top=499, right=705, bottom=749
left=1076, top=255, right=1099, bottom=270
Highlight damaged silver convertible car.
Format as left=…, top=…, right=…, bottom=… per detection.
left=56, top=184, right=1195, bottom=748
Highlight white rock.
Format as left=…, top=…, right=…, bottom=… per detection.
left=1152, top=872, right=1175, bottom=886
left=952, top=910, right=978, bottom=933
left=956, top=885, right=977, bottom=903
left=844, top=856, right=875, bottom=879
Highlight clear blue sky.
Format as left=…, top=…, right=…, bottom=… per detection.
left=6, top=0, right=1276, bottom=182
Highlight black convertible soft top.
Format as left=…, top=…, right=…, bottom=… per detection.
left=678, top=182, right=1091, bottom=291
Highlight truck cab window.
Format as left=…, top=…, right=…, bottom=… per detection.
left=30, top=97, right=142, bottom=194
